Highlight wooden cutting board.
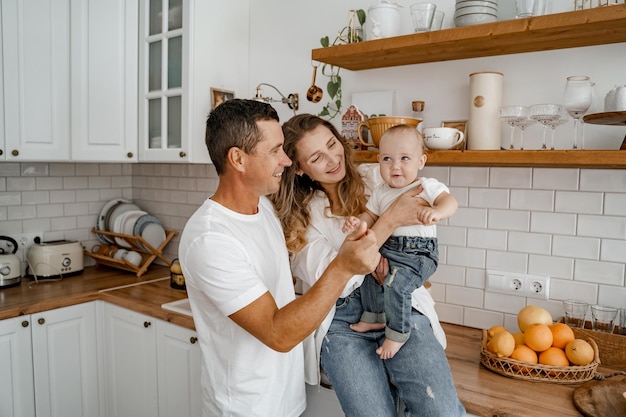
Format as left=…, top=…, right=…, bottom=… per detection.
left=572, top=377, right=626, bottom=417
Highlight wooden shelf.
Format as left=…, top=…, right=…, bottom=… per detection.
left=311, top=6, right=626, bottom=70
left=354, top=150, right=626, bottom=168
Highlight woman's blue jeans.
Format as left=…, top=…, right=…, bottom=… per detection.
left=320, top=287, right=466, bottom=417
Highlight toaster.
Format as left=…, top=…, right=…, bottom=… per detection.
left=27, top=240, right=84, bottom=279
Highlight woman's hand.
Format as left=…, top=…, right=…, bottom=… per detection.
left=386, top=185, right=429, bottom=228
left=371, top=257, right=389, bottom=285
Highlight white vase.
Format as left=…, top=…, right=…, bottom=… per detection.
left=468, top=71, right=503, bottom=150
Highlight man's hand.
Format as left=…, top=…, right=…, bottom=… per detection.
left=335, top=221, right=380, bottom=275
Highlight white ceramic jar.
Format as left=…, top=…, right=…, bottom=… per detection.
left=467, top=71, right=503, bottom=150
left=365, top=2, right=401, bottom=40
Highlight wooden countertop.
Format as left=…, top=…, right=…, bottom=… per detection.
left=2, top=266, right=620, bottom=417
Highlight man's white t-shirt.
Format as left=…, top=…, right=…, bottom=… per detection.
left=179, top=196, right=305, bottom=417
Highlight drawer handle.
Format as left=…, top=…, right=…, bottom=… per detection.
left=38, top=318, right=45, bottom=325
left=143, top=321, right=151, bottom=328
left=22, top=320, right=29, bottom=328
left=190, top=336, right=198, bottom=344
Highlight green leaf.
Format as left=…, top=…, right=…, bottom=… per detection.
left=327, top=80, right=340, bottom=99
left=320, top=36, right=329, bottom=48
left=356, top=9, right=366, bottom=26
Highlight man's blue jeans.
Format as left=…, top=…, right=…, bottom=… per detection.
left=320, top=287, right=466, bottom=417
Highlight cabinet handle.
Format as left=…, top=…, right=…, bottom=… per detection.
left=143, top=321, right=151, bottom=328
left=22, top=320, right=29, bottom=328
left=12, top=149, right=19, bottom=156
left=37, top=318, right=45, bottom=325
left=190, top=336, right=198, bottom=344
left=179, top=151, right=186, bottom=158
left=127, top=152, right=134, bottom=158
left=0, top=149, right=3, bottom=156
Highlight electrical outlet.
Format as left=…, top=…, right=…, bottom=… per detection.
left=486, top=270, right=550, bottom=300
left=0, top=233, right=42, bottom=253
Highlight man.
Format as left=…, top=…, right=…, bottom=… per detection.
left=178, top=99, right=381, bottom=417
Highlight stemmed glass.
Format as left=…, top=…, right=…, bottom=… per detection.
left=563, top=76, right=593, bottom=150
left=530, top=104, right=563, bottom=150
left=499, top=106, right=529, bottom=150
left=545, top=108, right=569, bottom=150
left=517, top=117, right=536, bottom=150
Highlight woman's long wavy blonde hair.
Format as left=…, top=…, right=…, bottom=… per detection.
left=270, top=114, right=368, bottom=253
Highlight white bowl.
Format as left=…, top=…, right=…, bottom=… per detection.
left=455, top=6, right=498, bottom=16
left=455, top=0, right=497, bottom=7
left=454, top=13, right=498, bottom=26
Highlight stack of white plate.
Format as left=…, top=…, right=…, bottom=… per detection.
left=454, top=0, right=498, bottom=27
left=96, top=199, right=166, bottom=252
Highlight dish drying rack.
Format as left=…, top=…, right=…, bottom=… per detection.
left=85, top=228, right=176, bottom=277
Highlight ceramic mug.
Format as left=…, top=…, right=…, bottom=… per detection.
left=422, top=127, right=465, bottom=150
left=124, top=251, right=143, bottom=267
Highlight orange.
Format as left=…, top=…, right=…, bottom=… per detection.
left=539, top=347, right=570, bottom=366
left=565, top=339, right=595, bottom=366
left=549, top=323, right=575, bottom=349
left=486, top=330, right=516, bottom=358
left=510, top=344, right=538, bottom=364
left=512, top=332, right=526, bottom=346
left=524, top=323, right=553, bottom=352
left=517, top=305, right=553, bottom=332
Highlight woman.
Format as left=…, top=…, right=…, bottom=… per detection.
left=271, top=114, right=465, bottom=417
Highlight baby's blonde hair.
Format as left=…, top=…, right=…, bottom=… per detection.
left=379, top=125, right=425, bottom=152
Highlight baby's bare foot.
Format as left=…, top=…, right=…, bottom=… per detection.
left=376, top=339, right=406, bottom=360
left=350, top=321, right=385, bottom=333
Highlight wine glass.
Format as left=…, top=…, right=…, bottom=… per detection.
left=530, top=104, right=563, bottom=150
left=563, top=76, right=593, bottom=150
left=517, top=117, right=536, bottom=150
left=499, top=106, right=529, bottom=150
left=545, top=107, right=569, bottom=150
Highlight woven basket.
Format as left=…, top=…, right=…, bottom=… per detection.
left=480, top=329, right=600, bottom=384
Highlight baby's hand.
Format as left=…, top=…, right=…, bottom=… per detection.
left=342, top=216, right=361, bottom=234
left=416, top=207, right=441, bottom=226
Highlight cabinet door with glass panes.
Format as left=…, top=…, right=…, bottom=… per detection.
left=138, top=0, right=250, bottom=163
left=138, top=0, right=187, bottom=162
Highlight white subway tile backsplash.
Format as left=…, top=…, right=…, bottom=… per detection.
left=448, top=207, right=488, bottom=228
left=51, top=216, right=77, bottom=231
left=63, top=177, right=89, bottom=190
left=446, top=285, right=484, bottom=308
left=530, top=212, right=577, bottom=235
left=555, top=191, right=603, bottom=214
left=51, top=190, right=76, bottom=204
left=75, top=163, right=100, bottom=176
left=447, top=246, right=486, bottom=269
left=532, top=168, right=579, bottom=190
left=429, top=282, right=446, bottom=302
left=510, top=189, right=554, bottom=211
left=65, top=203, right=90, bottom=217
left=448, top=186, right=468, bottom=207
left=508, top=231, right=551, bottom=255
left=553, top=235, right=600, bottom=260
left=0, top=208, right=6, bottom=221
left=574, top=259, right=625, bottom=286
left=578, top=214, right=626, bottom=239
left=22, top=163, right=49, bottom=176
left=598, top=285, right=626, bottom=309
left=466, top=268, right=486, bottom=289
left=435, top=303, right=464, bottom=326
left=431, top=264, right=465, bottom=285
left=22, top=191, right=50, bottom=205
left=484, top=292, right=526, bottom=315
left=0, top=163, right=21, bottom=176
left=0, top=192, right=21, bottom=206
left=76, top=190, right=100, bottom=203
left=601, top=239, right=626, bottom=263
left=486, top=250, right=528, bottom=273
left=528, top=254, right=574, bottom=280
left=489, top=168, right=532, bottom=189
left=437, top=226, right=467, bottom=246
left=8, top=205, right=36, bottom=220
left=422, top=166, right=450, bottom=183
left=488, top=209, right=530, bottom=231
left=36, top=177, right=63, bottom=190
left=467, top=228, right=507, bottom=250
left=450, top=167, right=489, bottom=187
left=463, top=308, right=504, bottom=330
left=111, top=176, right=132, bottom=188
left=604, top=193, right=626, bottom=216
left=549, top=278, right=598, bottom=304
left=581, top=169, right=626, bottom=192
left=50, top=163, right=75, bottom=176
left=7, top=177, right=36, bottom=192
left=89, top=176, right=113, bottom=189
left=37, top=204, right=64, bottom=218
left=99, top=164, right=124, bottom=176
left=468, top=188, right=509, bottom=208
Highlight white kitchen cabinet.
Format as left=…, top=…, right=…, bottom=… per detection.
left=0, top=315, right=36, bottom=417
left=70, top=0, right=139, bottom=162
left=0, top=302, right=101, bottom=417
left=138, top=0, right=250, bottom=163
left=156, top=319, right=202, bottom=417
left=1, top=0, right=71, bottom=161
left=103, top=303, right=201, bottom=417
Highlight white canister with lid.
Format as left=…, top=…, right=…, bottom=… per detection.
left=467, top=71, right=503, bottom=150
left=605, top=85, right=626, bottom=112
left=365, top=1, right=401, bottom=40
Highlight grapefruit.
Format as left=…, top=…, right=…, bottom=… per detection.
left=510, top=344, right=538, bottom=364
left=517, top=305, right=553, bottom=332
left=539, top=347, right=570, bottom=366
left=549, top=323, right=575, bottom=349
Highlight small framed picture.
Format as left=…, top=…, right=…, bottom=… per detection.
left=211, top=88, right=235, bottom=110
left=441, top=120, right=468, bottom=150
